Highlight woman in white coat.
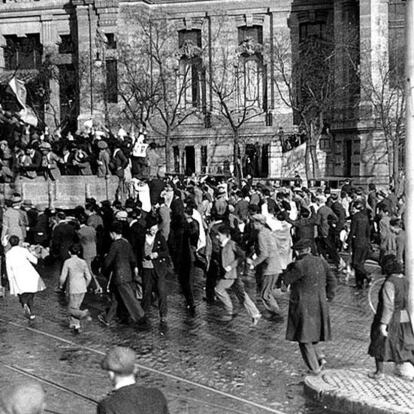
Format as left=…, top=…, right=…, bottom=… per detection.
left=6, top=235, right=45, bottom=320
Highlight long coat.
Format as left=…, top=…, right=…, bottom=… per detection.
left=6, top=246, right=46, bottom=295
left=281, top=253, right=336, bottom=343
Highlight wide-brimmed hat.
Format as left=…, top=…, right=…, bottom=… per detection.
left=22, top=199, right=33, bottom=208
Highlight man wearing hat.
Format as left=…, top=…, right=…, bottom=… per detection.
left=280, top=239, right=336, bottom=375
left=97, top=140, right=111, bottom=178
left=247, top=214, right=283, bottom=320
left=347, top=199, right=371, bottom=289
left=39, top=142, right=63, bottom=181
left=98, top=346, right=169, bottom=413
left=211, top=187, right=228, bottom=218
left=136, top=215, right=169, bottom=323
left=98, top=221, right=145, bottom=327
left=1, top=194, right=27, bottom=245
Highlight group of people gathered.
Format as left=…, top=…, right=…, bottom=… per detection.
left=0, top=120, right=161, bottom=203
left=0, top=170, right=412, bottom=381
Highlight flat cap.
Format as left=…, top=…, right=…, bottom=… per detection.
left=293, top=238, right=312, bottom=251
left=101, top=346, right=136, bottom=375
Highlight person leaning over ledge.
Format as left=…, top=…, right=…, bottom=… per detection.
left=98, top=346, right=169, bottom=414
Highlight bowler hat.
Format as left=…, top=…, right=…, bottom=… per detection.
left=293, top=239, right=312, bottom=251
left=101, top=346, right=136, bottom=375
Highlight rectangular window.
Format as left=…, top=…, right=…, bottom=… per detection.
left=201, top=145, right=207, bottom=172
left=178, top=29, right=201, bottom=48
left=238, top=25, right=263, bottom=45
left=177, top=30, right=204, bottom=109
left=4, top=34, right=42, bottom=70
left=58, top=35, right=74, bottom=54
left=388, top=1, right=405, bottom=87
left=299, top=22, right=325, bottom=42
left=106, top=60, right=118, bottom=103
left=173, top=146, right=180, bottom=173
left=105, top=33, right=117, bottom=50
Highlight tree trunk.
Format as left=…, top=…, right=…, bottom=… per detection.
left=393, top=136, right=400, bottom=193
left=305, top=140, right=312, bottom=183
left=233, top=129, right=242, bottom=183
left=165, top=130, right=171, bottom=173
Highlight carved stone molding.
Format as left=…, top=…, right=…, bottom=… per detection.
left=177, top=40, right=202, bottom=59
left=236, top=38, right=263, bottom=57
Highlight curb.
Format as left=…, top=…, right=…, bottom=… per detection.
left=304, top=369, right=413, bottom=414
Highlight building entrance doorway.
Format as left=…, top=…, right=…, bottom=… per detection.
left=344, top=140, right=352, bottom=177
left=185, top=146, right=195, bottom=175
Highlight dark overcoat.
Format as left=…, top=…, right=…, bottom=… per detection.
left=281, top=253, right=336, bottom=343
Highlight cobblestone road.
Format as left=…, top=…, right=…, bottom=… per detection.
left=0, top=260, right=381, bottom=414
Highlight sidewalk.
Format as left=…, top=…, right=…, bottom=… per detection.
left=304, top=257, right=414, bottom=414
left=305, top=368, right=414, bottom=414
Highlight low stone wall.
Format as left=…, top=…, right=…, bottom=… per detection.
left=0, top=176, right=119, bottom=209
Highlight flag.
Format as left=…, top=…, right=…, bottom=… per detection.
left=8, top=77, right=38, bottom=127
left=8, top=77, right=27, bottom=108
left=19, top=107, right=38, bottom=127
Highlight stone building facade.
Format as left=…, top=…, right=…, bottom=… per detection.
left=0, top=0, right=406, bottom=184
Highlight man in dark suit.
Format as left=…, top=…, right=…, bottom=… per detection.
left=51, top=212, right=78, bottom=272
left=328, top=192, right=346, bottom=250
left=98, top=346, right=169, bottom=414
left=137, top=216, right=169, bottom=323
left=149, top=174, right=166, bottom=206
left=99, top=221, right=145, bottom=326
left=284, top=207, right=317, bottom=254
left=347, top=200, right=371, bottom=289
left=281, top=239, right=336, bottom=375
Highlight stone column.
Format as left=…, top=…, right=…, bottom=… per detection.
left=334, top=0, right=359, bottom=122
left=359, top=0, right=389, bottom=119
left=73, top=0, right=96, bottom=128
left=0, top=35, right=6, bottom=70
left=41, top=14, right=60, bottom=130
left=194, top=145, right=201, bottom=174
left=405, top=0, right=414, bottom=331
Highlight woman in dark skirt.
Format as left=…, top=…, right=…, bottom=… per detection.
left=368, top=254, right=414, bottom=378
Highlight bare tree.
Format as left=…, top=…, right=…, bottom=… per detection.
left=272, top=28, right=354, bottom=181
left=208, top=21, right=267, bottom=179
left=350, top=43, right=405, bottom=192
left=117, top=10, right=200, bottom=172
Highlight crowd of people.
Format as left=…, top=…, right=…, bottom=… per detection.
left=0, top=114, right=161, bottom=203
left=0, top=150, right=413, bottom=414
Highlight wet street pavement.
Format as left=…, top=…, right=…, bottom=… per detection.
left=0, top=260, right=379, bottom=414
